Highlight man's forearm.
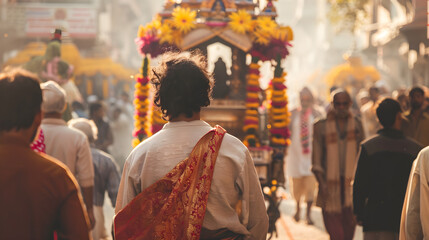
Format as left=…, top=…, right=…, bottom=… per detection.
left=313, top=171, right=325, bottom=186
left=81, top=186, right=94, bottom=210
left=81, top=186, right=95, bottom=229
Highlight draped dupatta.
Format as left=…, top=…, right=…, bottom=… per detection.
left=324, top=112, right=357, bottom=213
left=114, top=125, right=226, bottom=240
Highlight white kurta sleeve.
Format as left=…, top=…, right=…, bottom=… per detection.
left=420, top=150, right=429, bottom=238
left=236, top=150, right=268, bottom=240
left=400, top=148, right=429, bottom=240
left=405, top=161, right=422, bottom=239
left=114, top=156, right=138, bottom=214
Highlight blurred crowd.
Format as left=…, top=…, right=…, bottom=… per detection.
left=4, top=59, right=429, bottom=240
left=285, top=83, right=429, bottom=240
left=70, top=91, right=134, bottom=172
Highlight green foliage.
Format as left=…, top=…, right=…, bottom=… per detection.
left=142, top=56, right=149, bottom=77
left=274, top=55, right=283, bottom=78
left=327, top=0, right=371, bottom=33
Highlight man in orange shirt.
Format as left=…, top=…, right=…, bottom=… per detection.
left=0, top=68, right=91, bottom=240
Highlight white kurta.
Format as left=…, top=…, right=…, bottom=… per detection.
left=400, top=146, right=429, bottom=239
left=115, top=120, right=268, bottom=240
left=286, top=111, right=315, bottom=178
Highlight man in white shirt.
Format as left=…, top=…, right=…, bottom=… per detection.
left=286, top=87, right=323, bottom=225
left=400, top=146, right=429, bottom=239
left=115, top=52, right=268, bottom=239
left=40, top=81, right=95, bottom=228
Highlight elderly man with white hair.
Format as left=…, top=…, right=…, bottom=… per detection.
left=69, top=118, right=120, bottom=240
left=40, top=81, right=95, bottom=228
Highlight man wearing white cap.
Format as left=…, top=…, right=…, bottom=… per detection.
left=40, top=80, right=95, bottom=228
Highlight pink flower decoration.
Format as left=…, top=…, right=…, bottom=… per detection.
left=152, top=124, right=163, bottom=134
left=135, top=95, right=148, bottom=101
left=247, top=86, right=260, bottom=92
left=244, top=119, right=259, bottom=125
left=248, top=69, right=260, bottom=75
left=246, top=98, right=259, bottom=103
left=270, top=128, right=290, bottom=138
left=272, top=101, right=287, bottom=107
left=137, top=76, right=149, bottom=84
left=272, top=83, right=287, bottom=90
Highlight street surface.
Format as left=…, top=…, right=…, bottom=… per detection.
left=269, top=195, right=363, bottom=240
left=102, top=193, right=364, bottom=240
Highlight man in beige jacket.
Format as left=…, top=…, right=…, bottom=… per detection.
left=41, top=81, right=95, bottom=228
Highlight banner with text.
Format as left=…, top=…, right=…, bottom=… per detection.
left=25, top=7, right=97, bottom=38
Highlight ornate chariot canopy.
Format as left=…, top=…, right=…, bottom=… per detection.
left=133, top=0, right=293, bottom=150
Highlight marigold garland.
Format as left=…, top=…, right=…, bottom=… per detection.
left=228, top=10, right=253, bottom=34
left=252, top=17, right=277, bottom=45
left=159, top=23, right=175, bottom=44
left=243, top=57, right=261, bottom=148
left=151, top=106, right=167, bottom=135
left=172, top=7, right=196, bottom=34
left=268, top=57, right=291, bottom=148
left=132, top=56, right=151, bottom=148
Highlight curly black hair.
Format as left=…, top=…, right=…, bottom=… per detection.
left=151, top=51, right=214, bottom=120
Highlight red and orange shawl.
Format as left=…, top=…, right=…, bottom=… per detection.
left=114, top=126, right=227, bottom=240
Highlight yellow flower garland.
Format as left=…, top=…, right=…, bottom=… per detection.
left=271, top=107, right=287, bottom=114
left=268, top=61, right=291, bottom=147
left=132, top=56, right=151, bottom=148
left=245, top=102, right=259, bottom=109
left=245, top=116, right=259, bottom=122
left=151, top=104, right=167, bottom=134
left=243, top=60, right=261, bottom=148
left=228, top=10, right=253, bottom=34
left=159, top=24, right=174, bottom=44
left=172, top=7, right=196, bottom=34
left=247, top=92, right=259, bottom=99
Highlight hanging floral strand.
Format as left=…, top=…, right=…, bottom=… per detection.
left=243, top=56, right=261, bottom=148
left=268, top=56, right=291, bottom=148
left=132, top=56, right=151, bottom=148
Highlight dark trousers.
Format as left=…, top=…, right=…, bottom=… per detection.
left=323, top=207, right=356, bottom=240
left=322, top=177, right=356, bottom=240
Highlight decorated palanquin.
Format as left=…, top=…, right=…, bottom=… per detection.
left=133, top=0, right=292, bottom=186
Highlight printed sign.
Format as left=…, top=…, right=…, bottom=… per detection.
left=25, top=7, right=97, bottom=38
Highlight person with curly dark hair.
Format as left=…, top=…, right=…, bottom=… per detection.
left=115, top=52, right=268, bottom=240
left=151, top=52, right=213, bottom=120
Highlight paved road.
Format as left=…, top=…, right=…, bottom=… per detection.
left=103, top=193, right=364, bottom=240
left=271, top=198, right=363, bottom=240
